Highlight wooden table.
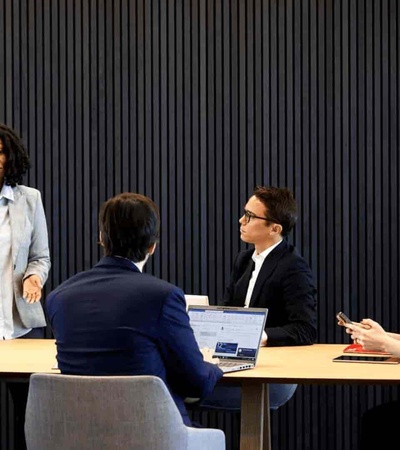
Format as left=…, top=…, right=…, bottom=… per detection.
left=222, top=344, right=400, bottom=450
left=2, top=340, right=400, bottom=449
left=0, top=338, right=58, bottom=378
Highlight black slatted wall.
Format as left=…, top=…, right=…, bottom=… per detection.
left=0, top=1, right=399, bottom=449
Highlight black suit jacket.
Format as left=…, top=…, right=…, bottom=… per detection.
left=223, top=240, right=317, bottom=346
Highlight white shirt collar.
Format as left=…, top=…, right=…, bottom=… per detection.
left=252, top=239, right=283, bottom=263
left=0, top=184, right=14, bottom=202
left=114, top=254, right=149, bottom=273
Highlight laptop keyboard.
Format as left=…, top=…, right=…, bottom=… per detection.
left=218, top=361, right=245, bottom=367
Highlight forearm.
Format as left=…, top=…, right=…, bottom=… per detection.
left=387, top=332, right=400, bottom=341
left=25, top=200, right=51, bottom=282
left=266, top=322, right=316, bottom=346
left=381, top=336, right=400, bottom=357
left=24, top=257, right=51, bottom=284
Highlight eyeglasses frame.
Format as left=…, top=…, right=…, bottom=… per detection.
left=243, top=209, right=278, bottom=224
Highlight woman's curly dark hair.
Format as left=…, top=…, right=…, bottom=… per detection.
left=0, top=123, right=31, bottom=187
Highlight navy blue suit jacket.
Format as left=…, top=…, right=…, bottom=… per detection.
left=46, top=256, right=223, bottom=425
left=223, top=240, right=317, bottom=346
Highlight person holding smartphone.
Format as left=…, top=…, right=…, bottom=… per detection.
left=344, top=318, right=400, bottom=354
left=344, top=319, right=400, bottom=449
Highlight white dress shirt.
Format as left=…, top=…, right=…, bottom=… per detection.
left=0, top=184, right=15, bottom=339
left=244, top=239, right=283, bottom=346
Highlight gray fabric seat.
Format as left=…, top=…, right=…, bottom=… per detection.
left=25, top=373, right=225, bottom=450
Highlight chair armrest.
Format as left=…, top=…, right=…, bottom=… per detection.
left=186, top=427, right=225, bottom=450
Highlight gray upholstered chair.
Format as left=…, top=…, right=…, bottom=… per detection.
left=25, top=373, right=225, bottom=450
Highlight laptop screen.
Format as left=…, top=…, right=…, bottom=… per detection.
left=187, top=306, right=268, bottom=362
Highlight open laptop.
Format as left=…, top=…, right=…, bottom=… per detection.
left=184, top=295, right=209, bottom=309
left=187, top=305, right=268, bottom=373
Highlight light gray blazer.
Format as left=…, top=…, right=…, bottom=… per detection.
left=9, top=185, right=51, bottom=328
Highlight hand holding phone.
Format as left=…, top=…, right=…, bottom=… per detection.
left=336, top=312, right=370, bottom=329
left=336, top=312, right=352, bottom=326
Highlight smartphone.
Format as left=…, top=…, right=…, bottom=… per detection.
left=336, top=312, right=371, bottom=329
left=333, top=355, right=399, bottom=364
left=336, top=311, right=352, bottom=326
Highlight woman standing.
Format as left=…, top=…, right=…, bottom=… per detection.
left=0, top=122, right=51, bottom=339
left=1, top=123, right=51, bottom=449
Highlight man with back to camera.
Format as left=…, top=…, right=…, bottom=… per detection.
left=45, top=192, right=223, bottom=426
left=200, top=186, right=317, bottom=410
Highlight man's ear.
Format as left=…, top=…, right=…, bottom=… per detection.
left=99, top=231, right=104, bottom=246
left=270, top=224, right=283, bottom=236
left=148, top=243, right=157, bottom=255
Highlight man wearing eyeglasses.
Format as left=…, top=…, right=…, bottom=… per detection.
left=200, top=186, right=317, bottom=411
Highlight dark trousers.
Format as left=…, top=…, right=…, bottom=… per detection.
left=8, top=327, right=45, bottom=450
left=359, top=401, right=400, bottom=450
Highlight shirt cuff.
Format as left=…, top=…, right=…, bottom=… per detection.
left=260, top=330, right=268, bottom=347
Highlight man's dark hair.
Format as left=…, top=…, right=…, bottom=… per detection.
left=99, top=192, right=160, bottom=262
left=253, top=186, right=297, bottom=237
left=0, top=123, right=31, bottom=187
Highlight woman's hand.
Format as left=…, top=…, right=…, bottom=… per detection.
left=23, top=275, right=43, bottom=304
left=345, top=319, right=388, bottom=352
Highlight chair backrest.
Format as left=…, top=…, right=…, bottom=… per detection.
left=25, top=373, right=224, bottom=450
left=184, top=295, right=209, bottom=309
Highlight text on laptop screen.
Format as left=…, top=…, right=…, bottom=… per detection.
left=188, top=307, right=266, bottom=360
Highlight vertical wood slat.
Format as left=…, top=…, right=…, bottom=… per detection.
left=0, top=1, right=399, bottom=449
left=0, top=0, right=5, bottom=121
